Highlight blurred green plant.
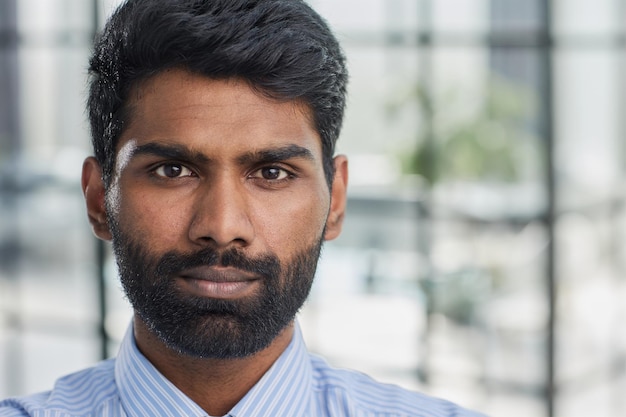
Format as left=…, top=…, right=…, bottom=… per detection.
left=390, top=76, right=540, bottom=185
left=421, top=268, right=491, bottom=325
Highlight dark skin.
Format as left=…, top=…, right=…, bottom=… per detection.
left=82, top=69, right=348, bottom=415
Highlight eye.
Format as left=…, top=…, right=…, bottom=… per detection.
left=154, top=163, right=194, bottom=178
left=251, top=166, right=291, bottom=181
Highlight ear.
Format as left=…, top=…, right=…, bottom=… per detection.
left=324, top=155, right=348, bottom=241
left=82, top=157, right=112, bottom=241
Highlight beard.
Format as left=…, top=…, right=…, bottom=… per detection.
left=109, top=219, right=323, bottom=359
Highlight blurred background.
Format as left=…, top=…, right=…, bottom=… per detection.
left=1, top=0, right=626, bottom=416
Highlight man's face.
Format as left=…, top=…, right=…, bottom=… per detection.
left=83, top=69, right=347, bottom=358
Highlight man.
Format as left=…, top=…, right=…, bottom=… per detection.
left=1, top=0, right=486, bottom=416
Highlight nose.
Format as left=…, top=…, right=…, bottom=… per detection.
left=188, top=174, right=255, bottom=248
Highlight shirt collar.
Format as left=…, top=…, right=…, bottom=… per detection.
left=115, top=325, right=207, bottom=417
left=115, top=322, right=312, bottom=417
left=229, top=322, right=312, bottom=417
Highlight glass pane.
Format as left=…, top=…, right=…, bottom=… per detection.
left=17, top=0, right=94, bottom=34
left=553, top=0, right=622, bottom=37
left=432, top=0, right=489, bottom=33
left=490, top=0, right=543, bottom=32
left=554, top=49, right=622, bottom=203
left=553, top=47, right=625, bottom=417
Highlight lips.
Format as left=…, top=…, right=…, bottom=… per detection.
left=178, top=266, right=260, bottom=299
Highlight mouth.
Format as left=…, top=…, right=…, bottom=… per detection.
left=177, top=266, right=260, bottom=299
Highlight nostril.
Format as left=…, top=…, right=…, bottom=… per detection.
left=188, top=210, right=255, bottom=248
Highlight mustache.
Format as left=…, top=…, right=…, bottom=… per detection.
left=154, top=246, right=281, bottom=280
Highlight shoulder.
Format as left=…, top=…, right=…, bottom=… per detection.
left=0, top=393, right=49, bottom=417
left=0, top=359, right=118, bottom=417
left=309, top=355, right=486, bottom=417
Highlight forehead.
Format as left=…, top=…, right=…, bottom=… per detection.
left=118, top=69, right=321, bottom=158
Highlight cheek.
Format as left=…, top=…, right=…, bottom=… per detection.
left=114, top=187, right=190, bottom=249
left=254, top=189, right=330, bottom=251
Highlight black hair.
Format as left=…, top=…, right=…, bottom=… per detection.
left=87, top=0, right=348, bottom=188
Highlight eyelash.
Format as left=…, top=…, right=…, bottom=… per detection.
left=151, top=163, right=196, bottom=179
left=249, top=165, right=295, bottom=183
left=150, top=162, right=296, bottom=184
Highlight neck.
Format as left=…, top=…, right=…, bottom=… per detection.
left=133, top=316, right=295, bottom=416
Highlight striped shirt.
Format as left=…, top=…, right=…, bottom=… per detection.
left=0, top=324, right=486, bottom=417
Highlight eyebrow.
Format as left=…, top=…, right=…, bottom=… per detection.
left=130, top=142, right=210, bottom=165
left=236, top=144, right=316, bottom=166
left=128, top=141, right=315, bottom=166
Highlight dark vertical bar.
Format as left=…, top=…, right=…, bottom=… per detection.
left=539, top=0, right=556, bottom=416
left=0, top=0, right=20, bottom=153
left=90, top=0, right=109, bottom=361
left=0, top=0, right=23, bottom=396
left=96, top=240, right=108, bottom=360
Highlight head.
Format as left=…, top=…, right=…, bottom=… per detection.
left=88, top=0, right=347, bottom=189
left=83, top=0, right=348, bottom=359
